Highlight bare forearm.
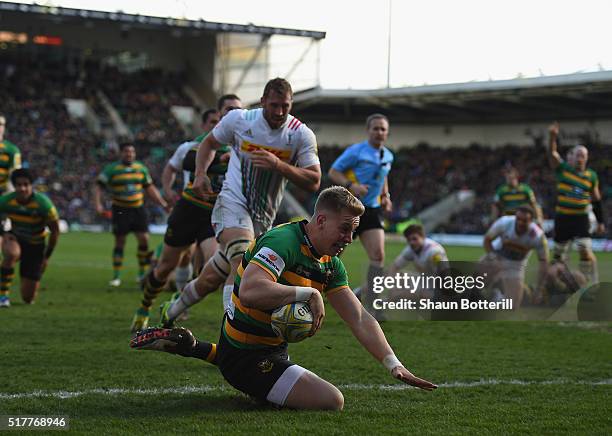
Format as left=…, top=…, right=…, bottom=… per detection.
left=195, top=137, right=218, bottom=178
left=483, top=237, right=494, bottom=253
left=548, top=136, right=561, bottom=168
left=348, top=308, right=394, bottom=362
left=536, top=261, right=548, bottom=291
left=277, top=162, right=320, bottom=192
left=146, top=186, right=167, bottom=208
left=93, top=185, right=103, bottom=208
left=161, top=165, right=177, bottom=194
left=328, top=168, right=349, bottom=186
left=240, top=277, right=304, bottom=310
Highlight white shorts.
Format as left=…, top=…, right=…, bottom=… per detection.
left=211, top=194, right=271, bottom=239
left=266, top=365, right=308, bottom=406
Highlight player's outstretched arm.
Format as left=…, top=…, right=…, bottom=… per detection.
left=328, top=288, right=437, bottom=391
left=547, top=122, right=562, bottom=169
left=193, top=134, right=221, bottom=197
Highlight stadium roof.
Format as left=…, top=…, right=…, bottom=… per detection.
left=292, top=71, right=612, bottom=123
left=0, top=1, right=326, bottom=39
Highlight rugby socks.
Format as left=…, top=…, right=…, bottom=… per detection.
left=166, top=280, right=202, bottom=321
left=0, top=267, right=14, bottom=298
left=137, top=245, right=152, bottom=278
left=175, top=264, right=193, bottom=292
left=183, top=340, right=218, bottom=365
left=140, top=271, right=166, bottom=312
left=112, top=247, right=124, bottom=280
left=579, top=260, right=599, bottom=285
left=222, top=284, right=233, bottom=311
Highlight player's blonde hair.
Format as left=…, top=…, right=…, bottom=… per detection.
left=314, top=186, right=365, bottom=217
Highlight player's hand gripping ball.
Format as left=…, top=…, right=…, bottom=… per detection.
left=271, top=302, right=314, bottom=343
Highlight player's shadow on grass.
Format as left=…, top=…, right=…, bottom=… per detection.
left=69, top=393, right=277, bottom=417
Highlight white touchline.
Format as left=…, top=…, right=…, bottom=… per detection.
left=1, top=379, right=610, bottom=400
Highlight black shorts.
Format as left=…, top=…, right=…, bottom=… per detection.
left=164, top=198, right=215, bottom=247
left=354, top=206, right=384, bottom=237
left=112, top=206, right=148, bottom=235
left=16, top=237, right=45, bottom=281
left=554, top=214, right=590, bottom=243
left=216, top=330, right=295, bottom=401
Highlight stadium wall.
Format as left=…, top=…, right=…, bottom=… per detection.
left=311, top=119, right=612, bottom=148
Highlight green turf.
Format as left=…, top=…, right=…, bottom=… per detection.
left=1, top=232, right=610, bottom=435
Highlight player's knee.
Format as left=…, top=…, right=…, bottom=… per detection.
left=369, top=250, right=384, bottom=264
left=325, top=387, right=344, bottom=411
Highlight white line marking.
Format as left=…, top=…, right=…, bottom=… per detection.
left=1, top=379, right=610, bottom=400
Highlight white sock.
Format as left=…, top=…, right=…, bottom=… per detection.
left=223, top=284, right=233, bottom=311
left=167, top=280, right=202, bottom=320
left=175, top=264, right=193, bottom=292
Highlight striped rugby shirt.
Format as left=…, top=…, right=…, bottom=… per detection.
left=223, top=220, right=349, bottom=349
left=211, top=108, right=319, bottom=230
left=494, top=183, right=536, bottom=215
left=554, top=161, right=598, bottom=216
left=0, top=191, right=58, bottom=244
left=97, top=161, right=152, bottom=208
left=180, top=134, right=230, bottom=210
left=0, top=139, right=21, bottom=194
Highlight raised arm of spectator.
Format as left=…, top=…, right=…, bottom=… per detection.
left=547, top=122, right=562, bottom=169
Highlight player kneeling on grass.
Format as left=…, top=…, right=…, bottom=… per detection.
left=481, top=205, right=548, bottom=307
left=131, top=186, right=436, bottom=410
left=0, top=168, right=59, bottom=307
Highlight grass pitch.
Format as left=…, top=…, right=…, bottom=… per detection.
left=1, top=232, right=610, bottom=435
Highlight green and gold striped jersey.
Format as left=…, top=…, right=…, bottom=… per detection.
left=554, top=161, right=598, bottom=215
left=0, top=192, right=58, bottom=244
left=494, top=183, right=536, bottom=215
left=0, top=139, right=22, bottom=194
left=97, top=161, right=152, bottom=208
left=181, top=133, right=230, bottom=210
left=223, top=220, right=349, bottom=349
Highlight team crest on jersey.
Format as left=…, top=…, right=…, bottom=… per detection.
left=244, top=129, right=254, bottom=138
left=258, top=359, right=274, bottom=373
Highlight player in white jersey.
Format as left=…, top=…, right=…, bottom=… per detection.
left=354, top=223, right=448, bottom=301
left=481, top=205, right=549, bottom=307
left=159, top=108, right=221, bottom=289
left=390, top=224, right=449, bottom=276
left=158, top=78, right=321, bottom=326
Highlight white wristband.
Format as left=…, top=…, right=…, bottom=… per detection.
left=382, top=354, right=402, bottom=372
left=294, top=286, right=313, bottom=302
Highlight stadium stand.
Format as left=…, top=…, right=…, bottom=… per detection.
left=1, top=53, right=609, bottom=237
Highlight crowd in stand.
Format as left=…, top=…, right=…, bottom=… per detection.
left=1, top=54, right=610, bottom=236
left=317, top=143, right=611, bottom=236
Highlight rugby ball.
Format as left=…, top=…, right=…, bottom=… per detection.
left=271, top=302, right=313, bottom=343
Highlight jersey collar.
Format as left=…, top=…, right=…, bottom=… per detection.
left=298, top=220, right=323, bottom=259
